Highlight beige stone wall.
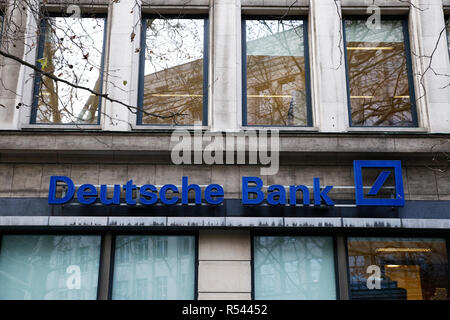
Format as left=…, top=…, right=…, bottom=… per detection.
left=0, top=162, right=448, bottom=200
left=198, top=230, right=251, bottom=300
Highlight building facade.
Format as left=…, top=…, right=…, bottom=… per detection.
left=0, top=0, right=449, bottom=300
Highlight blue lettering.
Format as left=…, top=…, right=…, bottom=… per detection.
left=205, top=184, right=224, bottom=205
left=139, top=184, right=158, bottom=205
left=160, top=184, right=179, bottom=205
left=77, top=184, right=97, bottom=205
left=242, top=177, right=264, bottom=205
left=289, top=185, right=310, bottom=206
left=313, top=178, right=334, bottom=206
left=267, top=185, right=286, bottom=205
left=99, top=184, right=121, bottom=205
left=182, top=176, right=202, bottom=205
left=48, top=176, right=75, bottom=204
left=123, top=180, right=137, bottom=205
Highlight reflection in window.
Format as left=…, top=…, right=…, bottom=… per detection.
left=112, top=236, right=195, bottom=300
left=253, top=236, right=336, bottom=300
left=244, top=18, right=311, bottom=126
left=33, top=16, right=105, bottom=124
left=139, top=18, right=207, bottom=125
left=344, top=19, right=416, bottom=127
left=347, top=237, right=449, bottom=300
left=0, top=235, right=101, bottom=300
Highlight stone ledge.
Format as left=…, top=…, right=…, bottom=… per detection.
left=1, top=216, right=450, bottom=229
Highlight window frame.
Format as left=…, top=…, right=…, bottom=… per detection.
left=251, top=231, right=340, bottom=300
left=136, top=14, right=209, bottom=127
left=241, top=15, right=313, bottom=128
left=108, top=231, right=199, bottom=300
left=342, top=15, right=419, bottom=128
left=344, top=233, right=450, bottom=300
left=30, top=12, right=108, bottom=125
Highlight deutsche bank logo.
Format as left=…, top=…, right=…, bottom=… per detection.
left=354, top=160, right=405, bottom=207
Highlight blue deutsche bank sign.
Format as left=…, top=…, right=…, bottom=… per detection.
left=47, top=160, right=406, bottom=207
left=353, top=160, right=405, bottom=207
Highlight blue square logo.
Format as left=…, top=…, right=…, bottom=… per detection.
left=353, top=160, right=405, bottom=207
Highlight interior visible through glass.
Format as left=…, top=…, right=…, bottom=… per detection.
left=344, top=19, right=415, bottom=127
left=141, top=18, right=205, bottom=125
left=0, top=235, right=101, bottom=300
left=253, top=236, right=336, bottom=300
left=245, top=19, right=308, bottom=126
left=35, top=17, right=105, bottom=124
left=347, top=237, right=449, bottom=300
left=111, top=235, right=196, bottom=300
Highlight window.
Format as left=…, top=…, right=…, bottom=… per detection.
left=347, top=237, right=449, bottom=300
left=243, top=17, right=312, bottom=127
left=343, top=18, right=417, bottom=127
left=137, top=16, right=208, bottom=125
left=111, top=235, right=196, bottom=300
left=31, top=14, right=106, bottom=124
left=0, top=235, right=101, bottom=300
left=253, top=236, right=337, bottom=300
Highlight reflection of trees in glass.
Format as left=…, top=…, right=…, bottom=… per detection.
left=345, top=20, right=414, bottom=127
left=141, top=18, right=204, bottom=125
left=112, top=236, right=195, bottom=300
left=36, top=16, right=105, bottom=124
left=0, top=235, right=101, bottom=300
left=253, top=236, right=336, bottom=300
left=347, top=237, right=450, bottom=300
left=246, top=20, right=308, bottom=126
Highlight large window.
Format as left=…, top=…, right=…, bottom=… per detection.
left=137, top=16, right=208, bottom=125
left=243, top=17, right=312, bottom=127
left=343, top=18, right=417, bottom=127
left=253, top=236, right=336, bottom=300
left=31, top=14, right=106, bottom=124
left=347, top=237, right=449, bottom=300
left=111, top=235, right=196, bottom=300
left=0, top=235, right=101, bottom=300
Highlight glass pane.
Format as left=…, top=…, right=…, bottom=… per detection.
left=254, top=236, right=336, bottom=300
left=35, top=17, right=105, bottom=124
left=347, top=237, right=449, bottom=300
left=112, top=235, right=196, bottom=300
left=141, top=18, right=205, bottom=125
left=0, top=235, right=101, bottom=300
left=345, top=20, right=415, bottom=126
left=246, top=19, right=308, bottom=126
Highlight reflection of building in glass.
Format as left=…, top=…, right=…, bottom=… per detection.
left=112, top=236, right=195, bottom=300
left=254, top=237, right=336, bottom=300
left=142, top=59, right=203, bottom=125
left=345, top=20, right=414, bottom=126
left=0, top=235, right=100, bottom=300
left=245, top=22, right=308, bottom=126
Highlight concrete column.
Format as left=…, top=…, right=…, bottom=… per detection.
left=412, top=0, right=450, bottom=132
left=102, top=0, right=139, bottom=131
left=210, top=0, right=241, bottom=131
left=0, top=0, right=36, bottom=130
left=310, top=0, right=349, bottom=132
left=198, top=230, right=251, bottom=300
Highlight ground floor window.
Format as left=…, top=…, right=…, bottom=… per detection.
left=253, top=236, right=337, bottom=300
left=347, top=237, right=449, bottom=300
left=0, top=235, right=101, bottom=300
left=111, top=235, right=196, bottom=300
